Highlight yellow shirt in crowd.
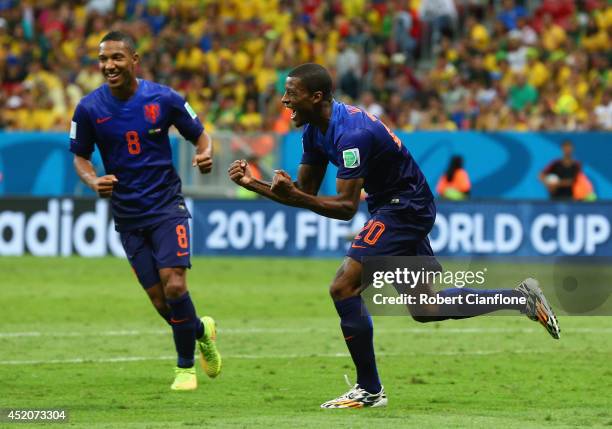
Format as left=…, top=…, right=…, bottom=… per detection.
left=470, top=24, right=490, bottom=51
left=542, top=24, right=566, bottom=51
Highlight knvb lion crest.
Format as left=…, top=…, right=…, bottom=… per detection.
left=143, top=103, right=160, bottom=124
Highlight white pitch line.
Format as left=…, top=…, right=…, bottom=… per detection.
left=0, top=349, right=558, bottom=366
left=0, top=355, right=175, bottom=365
left=1, top=326, right=611, bottom=339
left=0, top=329, right=167, bottom=338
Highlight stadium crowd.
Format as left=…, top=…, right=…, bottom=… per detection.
left=0, top=0, right=611, bottom=132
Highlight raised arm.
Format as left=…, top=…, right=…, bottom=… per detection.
left=228, top=159, right=362, bottom=221
left=283, top=175, right=364, bottom=220
left=228, top=161, right=324, bottom=201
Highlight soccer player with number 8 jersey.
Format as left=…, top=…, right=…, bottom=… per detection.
left=70, top=31, right=221, bottom=391
left=228, top=63, right=560, bottom=409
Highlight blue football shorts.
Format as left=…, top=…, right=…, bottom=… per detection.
left=119, top=217, right=191, bottom=288
left=347, top=203, right=436, bottom=262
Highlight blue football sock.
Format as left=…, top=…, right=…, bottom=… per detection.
left=167, top=292, right=199, bottom=368
left=156, top=304, right=203, bottom=339
left=335, top=296, right=381, bottom=394
left=436, top=288, right=526, bottom=319
left=195, top=318, right=204, bottom=340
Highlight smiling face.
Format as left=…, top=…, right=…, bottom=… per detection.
left=98, top=40, right=138, bottom=90
left=281, top=76, right=322, bottom=128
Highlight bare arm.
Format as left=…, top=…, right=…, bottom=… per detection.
left=228, top=161, right=325, bottom=204
left=284, top=175, right=364, bottom=220
left=228, top=160, right=363, bottom=221
left=73, top=154, right=118, bottom=198
left=297, top=163, right=327, bottom=195
left=191, top=130, right=213, bottom=174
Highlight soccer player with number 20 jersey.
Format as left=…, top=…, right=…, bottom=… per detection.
left=229, top=63, right=561, bottom=408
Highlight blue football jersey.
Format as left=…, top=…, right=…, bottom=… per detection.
left=69, top=79, right=204, bottom=231
left=300, top=100, right=433, bottom=213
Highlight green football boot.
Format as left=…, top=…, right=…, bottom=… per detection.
left=197, top=316, right=222, bottom=378
left=170, top=366, right=197, bottom=391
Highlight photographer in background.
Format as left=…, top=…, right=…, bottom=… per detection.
left=539, top=140, right=580, bottom=200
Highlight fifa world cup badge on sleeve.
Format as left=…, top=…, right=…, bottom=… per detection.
left=184, top=102, right=198, bottom=119
left=343, top=148, right=360, bottom=168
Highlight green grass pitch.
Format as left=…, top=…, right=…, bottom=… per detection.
left=1, top=256, right=611, bottom=428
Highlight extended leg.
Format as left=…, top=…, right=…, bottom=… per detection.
left=404, top=275, right=561, bottom=338
left=406, top=280, right=527, bottom=323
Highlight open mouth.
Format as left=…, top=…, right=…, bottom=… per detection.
left=105, top=71, right=121, bottom=84
left=290, top=109, right=297, bottom=120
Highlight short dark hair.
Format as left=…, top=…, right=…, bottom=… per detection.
left=100, top=31, right=136, bottom=53
left=446, top=155, right=464, bottom=181
left=288, top=63, right=333, bottom=101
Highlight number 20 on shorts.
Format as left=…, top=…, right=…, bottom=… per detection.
left=358, top=220, right=385, bottom=245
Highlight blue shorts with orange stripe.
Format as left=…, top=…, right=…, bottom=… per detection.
left=347, top=202, right=436, bottom=261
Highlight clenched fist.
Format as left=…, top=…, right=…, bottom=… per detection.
left=192, top=151, right=213, bottom=174
left=228, top=159, right=253, bottom=186
left=93, top=174, right=118, bottom=198
left=270, top=169, right=296, bottom=198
